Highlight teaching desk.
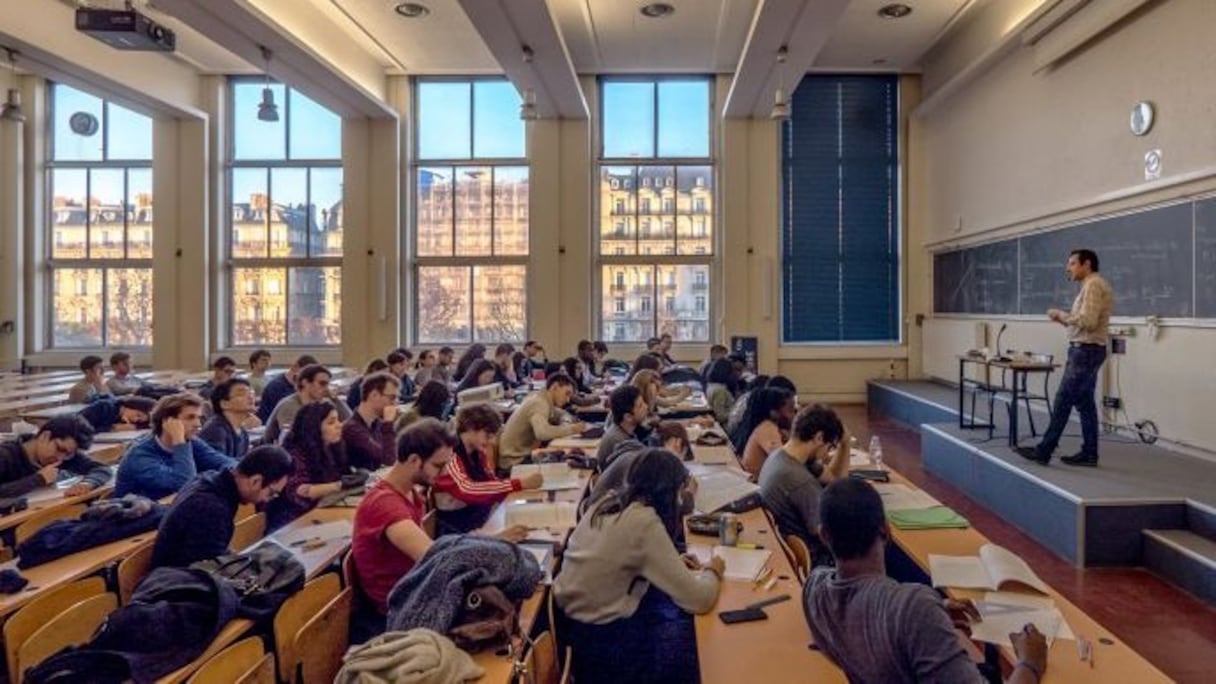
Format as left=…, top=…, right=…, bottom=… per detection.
left=872, top=462, right=1169, bottom=683
left=958, top=355, right=1057, bottom=447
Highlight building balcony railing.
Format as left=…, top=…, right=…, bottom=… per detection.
left=610, top=283, right=628, bottom=292
left=692, top=282, right=708, bottom=292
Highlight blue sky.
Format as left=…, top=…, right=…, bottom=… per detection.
left=603, top=79, right=710, bottom=158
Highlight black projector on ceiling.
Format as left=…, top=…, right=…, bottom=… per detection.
left=75, top=8, right=176, bottom=52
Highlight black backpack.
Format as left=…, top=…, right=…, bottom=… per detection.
left=191, top=543, right=305, bottom=619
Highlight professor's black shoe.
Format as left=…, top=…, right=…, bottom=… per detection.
left=1015, top=446, right=1050, bottom=464
left=1061, top=453, right=1099, bottom=467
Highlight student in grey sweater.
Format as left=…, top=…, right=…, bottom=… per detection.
left=804, top=479, right=1048, bottom=684
left=554, top=448, right=721, bottom=684
left=594, top=384, right=647, bottom=471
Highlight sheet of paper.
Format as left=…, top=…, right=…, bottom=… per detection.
left=273, top=520, right=353, bottom=547
left=849, top=452, right=873, bottom=468
left=983, top=592, right=1075, bottom=640
left=693, top=446, right=736, bottom=465
left=929, top=554, right=993, bottom=590
left=712, top=545, right=772, bottom=582
left=504, top=501, right=578, bottom=530
left=511, top=463, right=583, bottom=491
left=873, top=483, right=942, bottom=511
left=971, top=605, right=1068, bottom=648
left=693, top=469, right=760, bottom=514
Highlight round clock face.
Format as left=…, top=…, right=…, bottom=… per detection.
left=69, top=111, right=99, bottom=137
left=1130, top=101, right=1154, bottom=136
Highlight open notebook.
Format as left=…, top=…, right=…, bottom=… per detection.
left=929, top=544, right=1050, bottom=594
left=503, top=501, right=578, bottom=530
left=692, top=469, right=760, bottom=514
left=510, top=463, right=582, bottom=491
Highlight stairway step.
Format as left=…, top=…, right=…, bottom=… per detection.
left=1143, top=529, right=1216, bottom=604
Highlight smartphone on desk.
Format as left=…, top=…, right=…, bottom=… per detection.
left=718, top=607, right=768, bottom=624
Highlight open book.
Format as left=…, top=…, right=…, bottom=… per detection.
left=928, top=544, right=1050, bottom=594
left=510, top=463, right=582, bottom=491
left=504, top=501, right=578, bottom=530
left=692, top=469, right=760, bottom=514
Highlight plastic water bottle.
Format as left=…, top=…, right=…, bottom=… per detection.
left=868, top=435, right=884, bottom=470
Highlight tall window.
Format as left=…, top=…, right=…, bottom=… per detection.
left=48, top=84, right=154, bottom=348
left=414, top=79, right=528, bottom=344
left=228, top=80, right=343, bottom=346
left=599, top=78, right=713, bottom=343
left=782, top=76, right=900, bottom=343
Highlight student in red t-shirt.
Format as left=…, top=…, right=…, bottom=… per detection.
left=352, top=418, right=455, bottom=614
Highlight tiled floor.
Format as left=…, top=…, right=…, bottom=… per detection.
left=841, top=404, right=1216, bottom=684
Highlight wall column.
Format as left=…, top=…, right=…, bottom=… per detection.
left=0, top=81, right=24, bottom=368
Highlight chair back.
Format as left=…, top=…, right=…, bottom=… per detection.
left=293, top=588, right=351, bottom=684
left=785, top=534, right=811, bottom=582
left=4, top=577, right=107, bottom=684
left=117, top=540, right=155, bottom=605
left=273, top=573, right=340, bottom=683
left=188, top=637, right=274, bottom=684
left=14, top=503, right=87, bottom=547
left=16, top=593, right=117, bottom=682
left=230, top=512, right=267, bottom=551
left=524, top=630, right=560, bottom=684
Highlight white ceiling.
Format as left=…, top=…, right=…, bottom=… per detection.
left=323, top=0, right=499, bottom=74
left=814, top=0, right=976, bottom=71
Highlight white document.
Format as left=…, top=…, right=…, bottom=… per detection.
left=982, top=592, right=1075, bottom=641
left=504, top=501, right=578, bottom=530
left=273, top=520, right=353, bottom=548
left=511, top=463, right=582, bottom=491
left=873, top=483, right=942, bottom=511
left=693, top=469, right=760, bottom=514
left=693, top=446, right=736, bottom=466
left=929, top=544, right=1050, bottom=594
left=971, top=600, right=1073, bottom=648
left=712, top=546, right=772, bottom=582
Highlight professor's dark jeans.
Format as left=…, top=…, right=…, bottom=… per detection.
left=1037, top=343, right=1107, bottom=459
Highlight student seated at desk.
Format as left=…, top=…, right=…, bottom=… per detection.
left=115, top=394, right=237, bottom=500
left=247, top=348, right=272, bottom=396
left=555, top=448, right=721, bottom=684
left=560, top=357, right=602, bottom=407
left=434, top=346, right=456, bottom=385
left=453, top=359, right=497, bottom=396
left=519, top=340, right=547, bottom=380
left=395, top=380, right=453, bottom=433
left=576, top=339, right=599, bottom=386
left=733, top=387, right=795, bottom=477
left=805, top=478, right=1048, bottom=684
left=656, top=332, right=678, bottom=368
left=269, top=402, right=357, bottom=530
left=344, top=372, right=400, bottom=469
left=352, top=419, right=455, bottom=615
left=257, top=354, right=317, bottom=423
left=345, top=358, right=390, bottom=410
left=387, top=349, right=417, bottom=401
left=493, top=343, right=523, bottom=389
left=197, top=356, right=237, bottom=401
left=453, top=344, right=487, bottom=384
left=412, top=349, right=439, bottom=387
left=150, top=445, right=292, bottom=568
left=591, top=422, right=689, bottom=505
left=0, top=415, right=109, bottom=498
left=433, top=404, right=544, bottom=535
left=596, top=384, right=648, bottom=471
left=264, top=364, right=353, bottom=444
left=68, top=355, right=112, bottom=404
left=697, top=344, right=729, bottom=380
left=726, top=375, right=793, bottom=438
left=498, top=374, right=587, bottom=471
left=703, top=357, right=742, bottom=426
left=197, top=378, right=257, bottom=460
left=77, top=395, right=156, bottom=433
left=106, top=351, right=147, bottom=396
left=759, top=404, right=850, bottom=567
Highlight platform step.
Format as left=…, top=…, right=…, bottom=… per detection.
left=1143, top=529, right=1216, bottom=605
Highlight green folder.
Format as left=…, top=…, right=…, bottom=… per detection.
left=887, top=506, right=970, bottom=530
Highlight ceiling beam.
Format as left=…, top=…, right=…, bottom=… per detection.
left=456, top=0, right=588, bottom=120
left=723, top=0, right=851, bottom=119
left=154, top=0, right=394, bottom=118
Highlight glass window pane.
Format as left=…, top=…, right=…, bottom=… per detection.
left=288, top=267, right=341, bottom=345
left=107, top=268, right=154, bottom=346
left=473, top=265, right=526, bottom=343
left=231, top=168, right=269, bottom=259
left=656, top=264, right=709, bottom=342
left=493, top=166, right=528, bottom=256
left=637, top=166, right=674, bottom=252
left=52, top=84, right=103, bottom=162
left=288, top=89, right=341, bottom=160
left=676, top=166, right=712, bottom=255
left=599, top=166, right=636, bottom=255
left=89, top=169, right=126, bottom=259
left=602, top=82, right=654, bottom=159
left=52, top=268, right=103, bottom=347
left=233, top=82, right=286, bottom=160
left=473, top=81, right=524, bottom=159
left=601, top=265, right=655, bottom=342
left=126, top=169, right=154, bottom=259
left=51, top=169, right=88, bottom=259
left=271, top=168, right=308, bottom=258
left=418, top=266, right=471, bottom=343
left=454, top=167, right=491, bottom=257
left=106, top=102, right=153, bottom=160
left=309, top=168, right=343, bottom=258
left=418, top=82, right=471, bottom=160
left=657, top=80, right=710, bottom=158
left=417, top=167, right=453, bottom=256
left=232, top=267, right=287, bottom=345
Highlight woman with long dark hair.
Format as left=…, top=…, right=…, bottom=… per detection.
left=432, top=404, right=543, bottom=535
left=554, top=448, right=722, bottom=684
left=454, top=359, right=497, bottom=395
left=732, top=387, right=796, bottom=476
left=395, top=380, right=452, bottom=433
left=269, top=401, right=352, bottom=529
left=703, top=357, right=741, bottom=426
left=453, top=344, right=487, bottom=383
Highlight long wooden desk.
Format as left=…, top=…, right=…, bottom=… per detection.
left=0, top=532, right=153, bottom=620
left=875, top=462, right=1169, bottom=682
left=0, top=474, right=116, bottom=535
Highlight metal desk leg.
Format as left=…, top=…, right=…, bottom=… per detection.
left=958, top=358, right=966, bottom=429
left=1008, top=370, right=1021, bottom=447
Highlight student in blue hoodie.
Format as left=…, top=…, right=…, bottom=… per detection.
left=77, top=395, right=156, bottom=433
left=115, top=393, right=236, bottom=500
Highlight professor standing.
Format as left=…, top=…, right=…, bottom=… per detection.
left=1017, top=249, right=1113, bottom=467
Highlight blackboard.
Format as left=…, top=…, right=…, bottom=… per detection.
left=1197, top=198, right=1216, bottom=317
left=933, top=242, right=1019, bottom=314
left=935, top=199, right=1202, bottom=318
